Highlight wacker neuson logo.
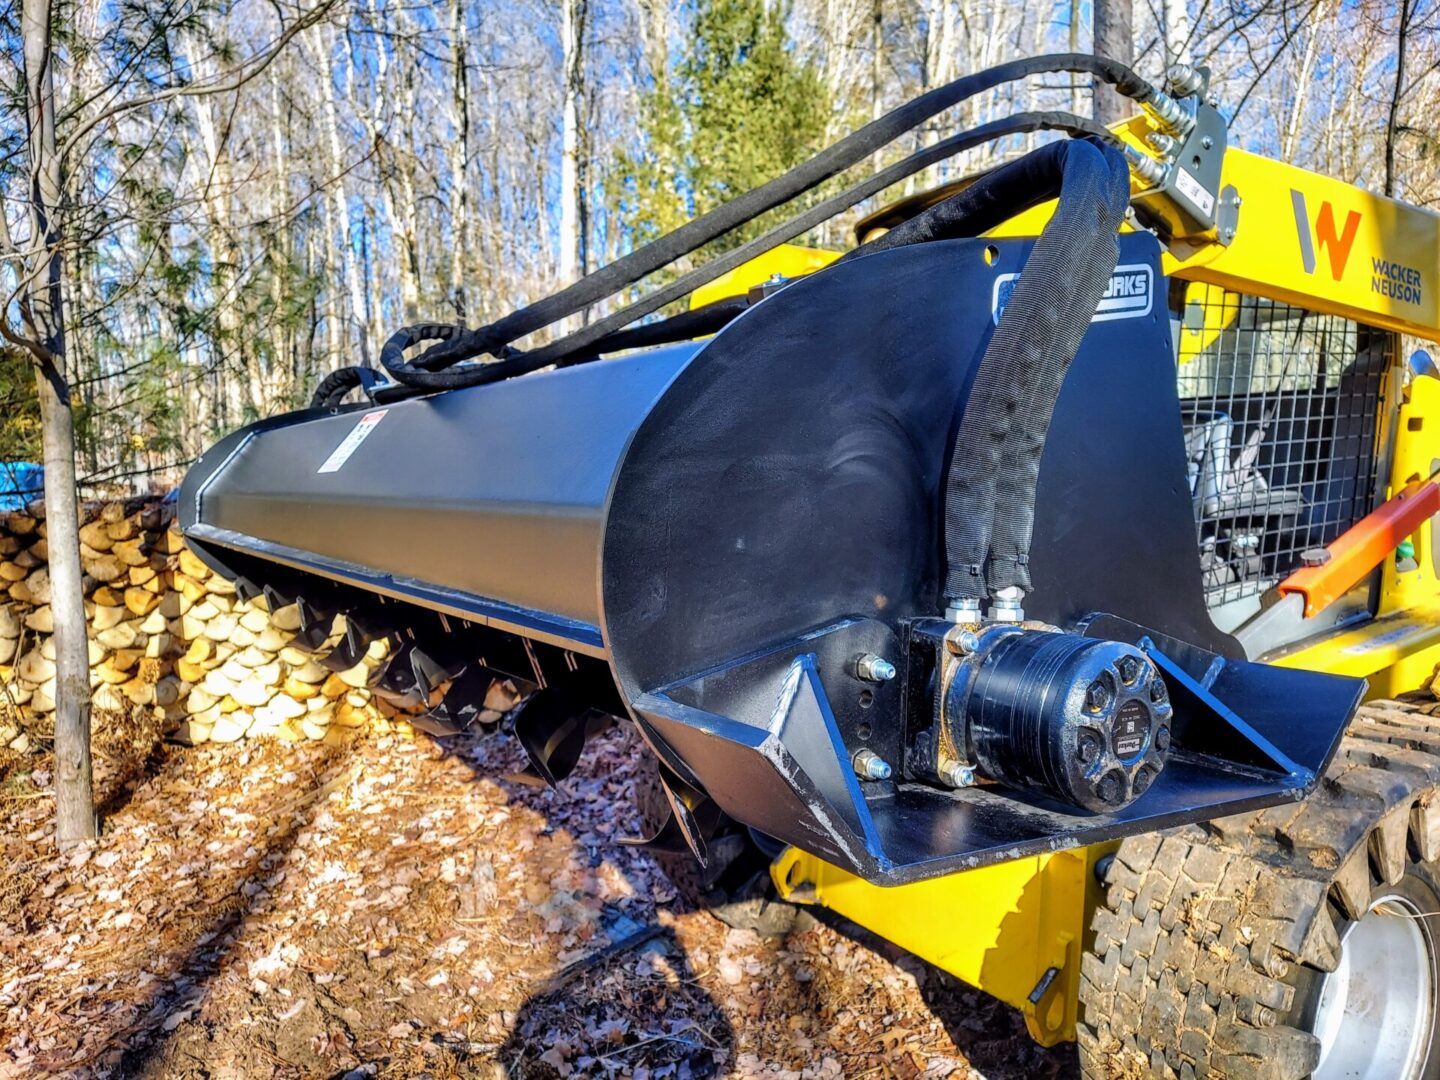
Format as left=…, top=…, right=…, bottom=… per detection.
left=1291, top=188, right=1424, bottom=307
left=992, top=264, right=1153, bottom=324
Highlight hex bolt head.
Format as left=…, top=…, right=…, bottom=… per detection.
left=1097, top=770, right=1126, bottom=805
left=1155, top=725, right=1171, bottom=753
left=1131, top=767, right=1153, bottom=796
left=852, top=748, right=893, bottom=781
left=1085, top=679, right=1113, bottom=714
left=948, top=629, right=981, bottom=656
left=1076, top=729, right=1103, bottom=765
left=940, top=759, right=976, bottom=789
left=1150, top=679, right=1169, bottom=705
left=1117, top=655, right=1141, bottom=685
left=855, top=653, right=897, bottom=683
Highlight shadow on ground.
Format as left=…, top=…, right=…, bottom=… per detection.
left=4, top=711, right=1080, bottom=1078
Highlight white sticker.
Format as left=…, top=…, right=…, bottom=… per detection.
left=1175, top=168, right=1215, bottom=217
left=317, top=410, right=388, bottom=473
left=992, top=263, right=1153, bottom=324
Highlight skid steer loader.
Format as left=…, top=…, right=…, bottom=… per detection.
left=181, top=54, right=1440, bottom=1078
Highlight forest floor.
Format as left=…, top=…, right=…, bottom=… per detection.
left=0, top=714, right=1076, bottom=1079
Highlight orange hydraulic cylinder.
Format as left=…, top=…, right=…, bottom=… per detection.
left=1279, top=480, right=1440, bottom=617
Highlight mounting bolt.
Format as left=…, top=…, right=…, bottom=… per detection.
left=1086, top=679, right=1113, bottom=714
left=852, top=748, right=893, bottom=781
left=1201, top=135, right=1214, bottom=150
left=1117, top=655, right=1141, bottom=685
left=1076, top=729, right=1104, bottom=764
left=1301, top=547, right=1331, bottom=567
left=855, top=653, right=896, bottom=683
left=1132, top=766, right=1153, bottom=796
left=1263, top=950, right=1290, bottom=979
left=939, top=758, right=977, bottom=789
left=946, top=628, right=982, bottom=656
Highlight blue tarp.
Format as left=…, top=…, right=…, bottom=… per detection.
left=0, top=462, right=44, bottom=512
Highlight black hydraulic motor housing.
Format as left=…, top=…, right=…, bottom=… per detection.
left=180, top=133, right=1365, bottom=885
left=911, top=622, right=1172, bottom=814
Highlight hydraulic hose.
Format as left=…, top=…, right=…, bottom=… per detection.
left=554, top=296, right=750, bottom=367
left=938, top=138, right=1132, bottom=602
left=381, top=54, right=1157, bottom=387
left=310, top=365, right=384, bottom=409
left=382, top=110, right=1118, bottom=388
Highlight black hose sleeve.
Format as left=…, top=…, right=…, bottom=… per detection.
left=310, top=365, right=384, bottom=409
left=941, top=138, right=1132, bottom=601
left=555, top=296, right=751, bottom=366
left=405, top=55, right=1154, bottom=372
left=384, top=111, right=1115, bottom=388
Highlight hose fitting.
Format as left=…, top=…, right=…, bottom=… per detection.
left=1144, top=89, right=1195, bottom=137
left=1123, top=145, right=1168, bottom=187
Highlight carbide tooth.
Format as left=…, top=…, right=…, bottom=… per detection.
left=409, top=643, right=468, bottom=694
left=321, top=612, right=384, bottom=673
left=262, top=584, right=294, bottom=614
left=619, top=758, right=734, bottom=870
left=413, top=665, right=502, bottom=735
left=510, top=681, right=611, bottom=786
left=233, top=576, right=262, bottom=604
left=370, top=641, right=430, bottom=708
left=290, top=595, right=336, bottom=652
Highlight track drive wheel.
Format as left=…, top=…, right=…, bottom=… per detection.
left=633, top=755, right=798, bottom=938
left=1079, top=699, right=1440, bottom=1079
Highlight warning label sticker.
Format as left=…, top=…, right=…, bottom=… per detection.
left=317, top=410, right=387, bottom=474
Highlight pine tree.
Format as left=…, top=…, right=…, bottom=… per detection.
left=616, top=0, right=826, bottom=249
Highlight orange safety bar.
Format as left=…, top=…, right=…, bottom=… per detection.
left=1279, top=480, right=1440, bottom=617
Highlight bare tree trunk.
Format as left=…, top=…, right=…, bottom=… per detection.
left=449, top=0, right=472, bottom=315
left=307, top=23, right=370, bottom=365
left=21, top=0, right=94, bottom=846
left=558, top=0, right=588, bottom=286
left=1093, top=0, right=1133, bottom=125
left=1281, top=1, right=1328, bottom=162
left=1386, top=0, right=1412, bottom=197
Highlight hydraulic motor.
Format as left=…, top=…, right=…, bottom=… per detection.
left=913, top=623, right=1173, bottom=813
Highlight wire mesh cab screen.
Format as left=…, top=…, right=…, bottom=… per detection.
left=1173, top=283, right=1391, bottom=629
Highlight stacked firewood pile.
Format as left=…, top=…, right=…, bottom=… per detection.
left=0, top=498, right=412, bottom=751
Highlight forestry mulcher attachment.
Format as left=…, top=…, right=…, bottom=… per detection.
left=183, top=55, right=1440, bottom=1078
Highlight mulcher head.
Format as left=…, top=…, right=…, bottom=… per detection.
left=181, top=94, right=1363, bottom=885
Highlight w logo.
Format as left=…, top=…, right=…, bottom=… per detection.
left=1291, top=190, right=1361, bottom=280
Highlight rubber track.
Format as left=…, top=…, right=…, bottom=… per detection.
left=1079, top=696, right=1440, bottom=1079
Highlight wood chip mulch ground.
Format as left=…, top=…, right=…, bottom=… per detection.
left=0, top=717, right=1074, bottom=1078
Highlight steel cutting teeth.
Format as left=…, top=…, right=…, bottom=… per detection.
left=411, top=665, right=503, bottom=736
left=369, top=641, right=430, bottom=708
left=290, top=595, right=337, bottom=652
left=320, top=612, right=386, bottom=673
left=511, top=681, right=606, bottom=786
left=261, top=584, right=294, bottom=613
left=232, top=576, right=262, bottom=604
